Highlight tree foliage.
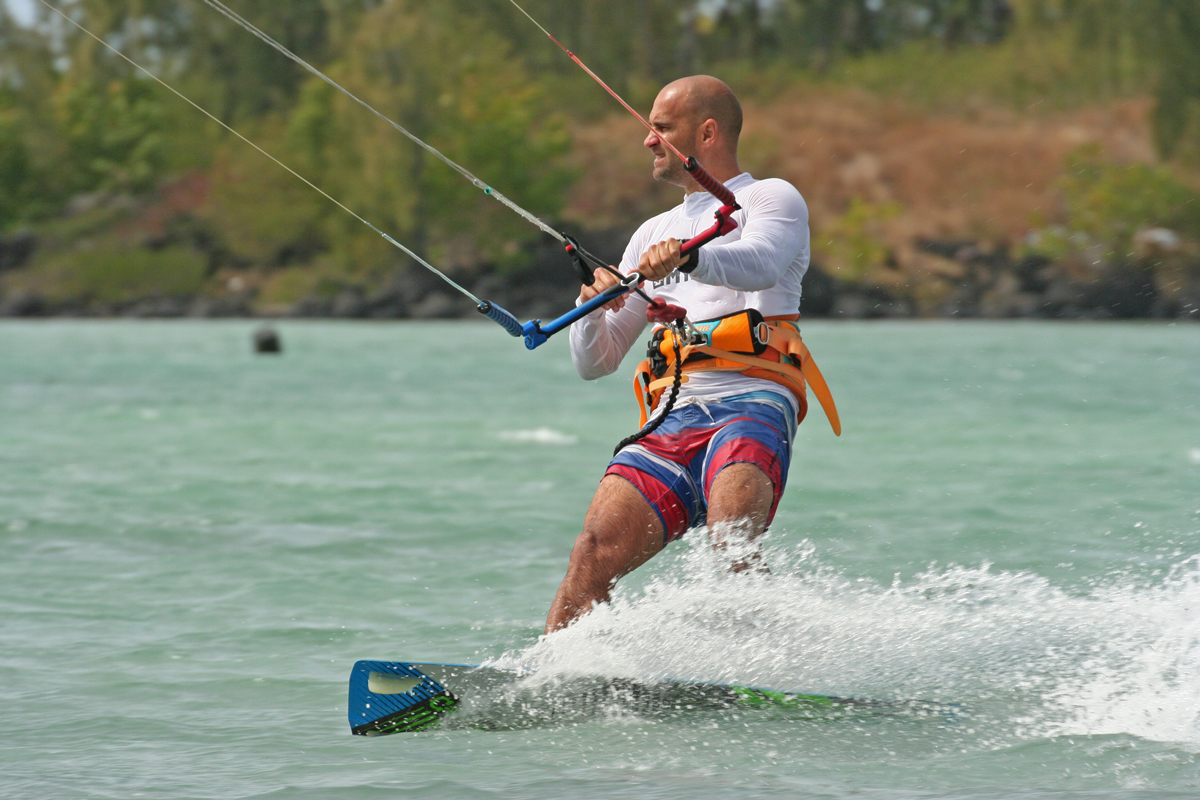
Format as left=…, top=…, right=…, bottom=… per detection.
left=270, top=0, right=574, bottom=273
left=1058, top=143, right=1200, bottom=250
left=1, top=0, right=1193, bottom=282
left=53, top=75, right=168, bottom=192
left=1058, top=0, right=1200, bottom=158
left=0, top=104, right=34, bottom=226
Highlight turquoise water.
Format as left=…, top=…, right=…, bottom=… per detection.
left=2, top=319, right=1198, bottom=799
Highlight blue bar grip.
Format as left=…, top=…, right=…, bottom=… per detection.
left=521, top=276, right=641, bottom=350
left=477, top=301, right=523, bottom=337
left=541, top=283, right=629, bottom=336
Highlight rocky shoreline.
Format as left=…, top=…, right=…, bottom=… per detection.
left=1, top=228, right=1196, bottom=322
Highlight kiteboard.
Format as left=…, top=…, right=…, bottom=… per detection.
left=348, top=659, right=934, bottom=735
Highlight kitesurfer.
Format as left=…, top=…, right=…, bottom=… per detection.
left=546, top=75, right=814, bottom=633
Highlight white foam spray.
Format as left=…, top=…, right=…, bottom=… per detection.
left=492, top=535, right=1200, bottom=749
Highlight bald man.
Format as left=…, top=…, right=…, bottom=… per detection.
left=546, top=76, right=811, bottom=633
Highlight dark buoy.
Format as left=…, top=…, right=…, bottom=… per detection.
left=253, top=325, right=282, bottom=354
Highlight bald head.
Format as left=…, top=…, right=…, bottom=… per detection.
left=645, top=75, right=743, bottom=190
left=659, top=75, right=743, bottom=149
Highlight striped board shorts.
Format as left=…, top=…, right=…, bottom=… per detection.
left=606, top=391, right=797, bottom=544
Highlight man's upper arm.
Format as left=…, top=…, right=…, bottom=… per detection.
left=691, top=180, right=808, bottom=291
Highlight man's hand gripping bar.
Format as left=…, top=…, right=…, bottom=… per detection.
left=476, top=272, right=645, bottom=350
left=477, top=191, right=739, bottom=349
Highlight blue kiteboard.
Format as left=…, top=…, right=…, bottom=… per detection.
left=347, top=660, right=934, bottom=735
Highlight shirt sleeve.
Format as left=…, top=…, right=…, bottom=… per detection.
left=568, top=297, right=648, bottom=380
left=568, top=230, right=651, bottom=380
left=687, top=180, right=808, bottom=292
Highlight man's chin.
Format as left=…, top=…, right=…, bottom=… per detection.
left=652, top=165, right=687, bottom=187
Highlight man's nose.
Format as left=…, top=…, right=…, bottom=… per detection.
left=644, top=130, right=659, bottom=149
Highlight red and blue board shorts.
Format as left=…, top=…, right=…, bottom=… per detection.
left=606, top=390, right=797, bottom=544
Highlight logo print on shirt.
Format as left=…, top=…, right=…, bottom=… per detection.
left=653, top=272, right=691, bottom=289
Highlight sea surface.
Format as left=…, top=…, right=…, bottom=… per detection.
left=2, top=319, right=1198, bottom=800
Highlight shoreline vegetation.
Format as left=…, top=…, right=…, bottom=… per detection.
left=2, top=1, right=1198, bottom=321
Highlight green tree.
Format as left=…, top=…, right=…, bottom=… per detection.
left=1, top=3, right=66, bottom=224
left=698, top=0, right=1015, bottom=69
left=53, top=75, right=168, bottom=193
left=1058, top=144, right=1200, bottom=250
left=176, top=0, right=354, bottom=121
left=1063, top=0, right=1200, bottom=158
left=40, top=1, right=380, bottom=126
left=292, top=0, right=574, bottom=272
left=1147, top=2, right=1200, bottom=159
left=0, top=104, right=33, bottom=228
left=439, top=0, right=692, bottom=95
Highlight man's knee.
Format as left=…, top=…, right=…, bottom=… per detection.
left=568, top=520, right=649, bottom=577
left=709, top=462, right=775, bottom=510
left=564, top=479, right=664, bottom=586
left=566, top=526, right=607, bottom=570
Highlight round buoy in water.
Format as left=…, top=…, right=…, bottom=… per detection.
left=253, top=325, right=281, bottom=354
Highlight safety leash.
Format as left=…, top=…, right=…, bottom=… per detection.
left=611, top=298, right=691, bottom=454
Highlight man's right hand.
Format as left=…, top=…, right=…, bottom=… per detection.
left=579, top=267, right=630, bottom=314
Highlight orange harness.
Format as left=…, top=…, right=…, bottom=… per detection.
left=631, top=309, right=841, bottom=436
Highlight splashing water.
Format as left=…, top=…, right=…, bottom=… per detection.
left=492, top=535, right=1200, bottom=750
left=1046, top=556, right=1200, bottom=746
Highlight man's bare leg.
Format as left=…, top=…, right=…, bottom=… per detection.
left=545, top=463, right=775, bottom=632
left=706, top=462, right=775, bottom=573
left=545, top=474, right=664, bottom=633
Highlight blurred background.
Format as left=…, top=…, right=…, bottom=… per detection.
left=1, top=0, right=1198, bottom=321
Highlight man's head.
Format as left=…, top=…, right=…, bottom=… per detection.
left=644, top=75, right=742, bottom=189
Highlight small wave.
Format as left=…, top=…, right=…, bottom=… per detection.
left=496, top=428, right=578, bottom=445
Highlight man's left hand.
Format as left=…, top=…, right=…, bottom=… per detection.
left=638, top=239, right=692, bottom=283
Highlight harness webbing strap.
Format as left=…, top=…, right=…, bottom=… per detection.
left=760, top=326, right=842, bottom=437
left=634, top=319, right=841, bottom=437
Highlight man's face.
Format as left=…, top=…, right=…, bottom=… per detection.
left=644, top=87, right=698, bottom=187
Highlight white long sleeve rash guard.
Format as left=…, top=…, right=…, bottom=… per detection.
left=569, top=172, right=811, bottom=417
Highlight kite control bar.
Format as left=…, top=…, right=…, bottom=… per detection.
left=477, top=272, right=643, bottom=350
left=477, top=199, right=736, bottom=349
